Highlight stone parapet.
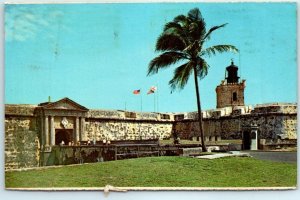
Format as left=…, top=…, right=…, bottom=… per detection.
left=5, top=104, right=38, bottom=116
left=87, top=109, right=173, bottom=121
left=176, top=104, right=295, bottom=121
left=5, top=103, right=295, bottom=122
left=88, top=109, right=125, bottom=119
left=251, top=103, right=297, bottom=114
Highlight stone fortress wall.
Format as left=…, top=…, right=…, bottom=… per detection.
left=4, top=104, right=174, bottom=169
left=175, top=103, right=297, bottom=141
left=85, top=109, right=173, bottom=141
left=4, top=102, right=297, bottom=170
left=5, top=105, right=40, bottom=169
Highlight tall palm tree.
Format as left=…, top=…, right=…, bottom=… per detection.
left=147, top=8, right=238, bottom=152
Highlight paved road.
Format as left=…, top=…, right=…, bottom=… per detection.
left=242, top=151, right=297, bottom=163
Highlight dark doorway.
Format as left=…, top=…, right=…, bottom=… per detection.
left=243, top=131, right=251, bottom=150
left=55, top=129, right=72, bottom=145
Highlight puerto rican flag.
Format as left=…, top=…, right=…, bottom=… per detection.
left=147, top=86, right=157, bottom=94
left=133, top=89, right=141, bottom=94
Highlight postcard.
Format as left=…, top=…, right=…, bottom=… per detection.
left=4, top=2, right=297, bottom=190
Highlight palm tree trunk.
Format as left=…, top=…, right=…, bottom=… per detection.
left=193, top=66, right=207, bottom=152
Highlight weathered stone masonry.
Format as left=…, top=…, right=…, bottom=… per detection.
left=5, top=105, right=39, bottom=169
left=5, top=98, right=297, bottom=170
left=4, top=99, right=174, bottom=170
left=174, top=104, right=297, bottom=141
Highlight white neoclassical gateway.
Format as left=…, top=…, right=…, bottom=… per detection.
left=36, top=98, right=89, bottom=150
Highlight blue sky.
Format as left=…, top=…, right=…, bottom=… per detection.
left=5, top=3, right=297, bottom=112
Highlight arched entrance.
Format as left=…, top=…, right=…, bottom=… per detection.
left=55, top=129, right=73, bottom=145
left=242, top=124, right=259, bottom=150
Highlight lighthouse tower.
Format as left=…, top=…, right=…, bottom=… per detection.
left=216, top=60, right=246, bottom=108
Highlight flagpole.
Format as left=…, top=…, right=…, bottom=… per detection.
left=141, top=93, right=143, bottom=140
left=140, top=93, right=143, bottom=112
left=138, top=110, right=141, bottom=140
left=156, top=82, right=159, bottom=113
left=140, top=91, right=142, bottom=140
left=154, top=92, right=156, bottom=112
left=147, top=86, right=157, bottom=112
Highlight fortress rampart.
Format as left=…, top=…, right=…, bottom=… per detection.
left=5, top=101, right=297, bottom=170
left=175, top=103, right=297, bottom=140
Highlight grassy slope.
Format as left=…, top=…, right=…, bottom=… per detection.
left=6, top=156, right=296, bottom=188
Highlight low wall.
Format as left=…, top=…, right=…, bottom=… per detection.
left=43, top=146, right=117, bottom=166
left=259, top=139, right=297, bottom=150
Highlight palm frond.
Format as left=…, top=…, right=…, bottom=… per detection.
left=163, top=21, right=189, bottom=44
left=163, top=21, right=183, bottom=32
left=196, top=57, right=210, bottom=79
left=189, top=21, right=206, bottom=41
left=203, top=23, right=228, bottom=41
left=148, top=51, right=187, bottom=76
left=173, top=15, right=189, bottom=25
left=183, top=40, right=201, bottom=58
left=156, top=34, right=187, bottom=52
left=201, top=45, right=239, bottom=57
left=187, top=8, right=203, bottom=21
left=185, top=8, right=206, bottom=42
left=169, top=61, right=194, bottom=91
left=173, top=14, right=191, bottom=32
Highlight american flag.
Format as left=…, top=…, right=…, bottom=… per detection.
left=133, top=89, right=141, bottom=94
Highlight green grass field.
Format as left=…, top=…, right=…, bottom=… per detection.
left=6, top=156, right=296, bottom=188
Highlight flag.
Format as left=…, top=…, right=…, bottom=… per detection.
left=133, top=89, right=141, bottom=95
left=147, top=86, right=157, bottom=94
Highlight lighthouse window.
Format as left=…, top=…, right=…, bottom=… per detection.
left=233, top=92, right=237, bottom=101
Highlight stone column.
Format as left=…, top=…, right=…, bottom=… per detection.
left=75, top=117, right=80, bottom=143
left=44, top=116, right=49, bottom=147
left=40, top=116, right=44, bottom=146
left=50, top=116, right=55, bottom=146
left=80, top=117, right=85, bottom=141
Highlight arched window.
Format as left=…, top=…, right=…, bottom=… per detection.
left=232, top=92, right=237, bottom=101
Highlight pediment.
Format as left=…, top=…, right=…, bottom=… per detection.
left=41, top=98, right=88, bottom=111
